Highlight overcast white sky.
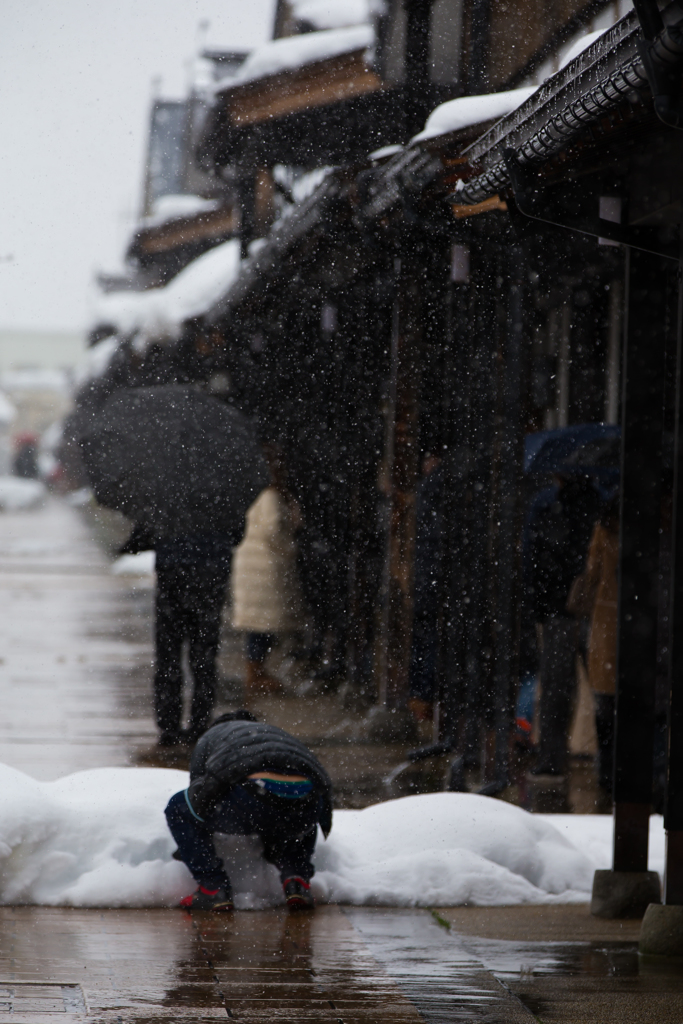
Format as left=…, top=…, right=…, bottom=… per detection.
left=0, top=0, right=275, bottom=333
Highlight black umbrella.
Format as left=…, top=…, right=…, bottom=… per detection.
left=78, top=385, right=269, bottom=540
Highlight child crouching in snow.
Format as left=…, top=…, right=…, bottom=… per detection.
left=165, top=711, right=333, bottom=911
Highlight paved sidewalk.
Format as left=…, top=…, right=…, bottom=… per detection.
left=2, top=904, right=683, bottom=1023
left=0, top=498, right=157, bottom=778
left=0, top=495, right=413, bottom=802
left=0, top=906, right=535, bottom=1023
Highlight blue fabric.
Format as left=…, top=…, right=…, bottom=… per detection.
left=516, top=672, right=537, bottom=726
left=251, top=777, right=313, bottom=799
left=165, top=786, right=319, bottom=889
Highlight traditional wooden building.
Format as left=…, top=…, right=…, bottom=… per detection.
left=84, top=0, right=683, bottom=947
left=193, top=0, right=683, bottom=939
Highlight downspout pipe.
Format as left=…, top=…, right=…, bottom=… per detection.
left=636, top=0, right=683, bottom=129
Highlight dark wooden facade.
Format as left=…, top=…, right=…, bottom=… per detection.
left=85, top=0, right=683, bottom=924
left=186, top=1, right=683, bottom=908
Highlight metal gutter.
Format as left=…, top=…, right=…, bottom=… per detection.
left=453, top=10, right=647, bottom=204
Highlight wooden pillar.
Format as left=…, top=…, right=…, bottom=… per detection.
left=467, top=0, right=492, bottom=94
left=490, top=242, right=527, bottom=788
left=437, top=241, right=473, bottom=742
left=377, top=248, right=422, bottom=713
left=613, top=247, right=669, bottom=871
left=665, top=248, right=683, bottom=905
left=461, top=236, right=497, bottom=766
left=403, top=0, right=435, bottom=138
left=239, top=173, right=256, bottom=259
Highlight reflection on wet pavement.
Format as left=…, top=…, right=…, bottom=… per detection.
left=436, top=906, right=683, bottom=1023
left=344, top=909, right=535, bottom=1022
left=0, top=907, right=426, bottom=1023
left=7, top=903, right=681, bottom=1023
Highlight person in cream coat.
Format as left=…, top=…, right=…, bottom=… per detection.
left=231, top=480, right=305, bottom=694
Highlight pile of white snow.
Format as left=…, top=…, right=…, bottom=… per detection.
left=0, top=392, right=16, bottom=425
left=411, top=86, right=537, bottom=145
left=224, top=26, right=374, bottom=89
left=289, top=0, right=371, bottom=30
left=141, top=194, right=220, bottom=230
left=111, top=551, right=156, bottom=576
left=558, top=27, right=610, bottom=70
left=0, top=763, right=662, bottom=910
left=0, top=477, right=46, bottom=511
left=93, top=238, right=242, bottom=346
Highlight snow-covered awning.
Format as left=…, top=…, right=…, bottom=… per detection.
left=410, top=87, right=537, bottom=146
left=0, top=392, right=16, bottom=426
left=215, top=25, right=374, bottom=92
left=92, top=238, right=242, bottom=344
left=289, top=0, right=371, bottom=31
left=139, top=195, right=220, bottom=231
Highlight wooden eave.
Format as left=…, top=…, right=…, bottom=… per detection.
left=217, top=49, right=383, bottom=128
left=130, top=207, right=239, bottom=258
left=462, top=10, right=640, bottom=174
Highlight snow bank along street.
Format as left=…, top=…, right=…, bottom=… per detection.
left=0, top=760, right=666, bottom=909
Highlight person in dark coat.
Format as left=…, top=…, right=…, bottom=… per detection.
left=525, top=473, right=603, bottom=775
left=12, top=433, right=39, bottom=479
left=153, top=531, right=242, bottom=746
left=165, top=713, right=333, bottom=912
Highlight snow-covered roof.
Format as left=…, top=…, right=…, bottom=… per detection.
left=558, top=28, right=609, bottom=70
left=140, top=194, right=220, bottom=230
left=410, top=86, right=538, bottom=145
left=218, top=25, right=374, bottom=90
left=1, top=369, right=69, bottom=393
left=289, top=0, right=371, bottom=30
left=92, top=238, right=242, bottom=345
left=75, top=335, right=120, bottom=386
left=369, top=144, right=403, bottom=161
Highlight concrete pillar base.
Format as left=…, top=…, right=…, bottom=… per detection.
left=591, top=869, right=661, bottom=918
left=639, top=903, right=683, bottom=957
left=364, top=705, right=418, bottom=744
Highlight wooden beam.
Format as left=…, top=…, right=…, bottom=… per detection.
left=222, top=50, right=382, bottom=128
left=613, top=247, right=671, bottom=871
left=134, top=208, right=239, bottom=255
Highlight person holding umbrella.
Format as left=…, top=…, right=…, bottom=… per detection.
left=78, top=383, right=269, bottom=746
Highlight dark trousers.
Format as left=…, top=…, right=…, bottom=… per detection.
left=165, top=788, right=318, bottom=889
left=594, top=693, right=615, bottom=793
left=154, top=562, right=229, bottom=734
left=247, top=632, right=276, bottom=664
left=409, top=613, right=439, bottom=703
left=537, top=615, right=577, bottom=774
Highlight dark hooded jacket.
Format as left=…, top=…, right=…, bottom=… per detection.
left=188, top=720, right=333, bottom=836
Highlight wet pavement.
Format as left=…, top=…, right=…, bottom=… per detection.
left=0, top=497, right=682, bottom=1022
left=1, top=903, right=682, bottom=1023
left=0, top=496, right=410, bottom=799
left=0, top=498, right=157, bottom=779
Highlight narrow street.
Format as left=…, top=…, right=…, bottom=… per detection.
left=0, top=496, right=157, bottom=779
left=0, top=498, right=681, bottom=1023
